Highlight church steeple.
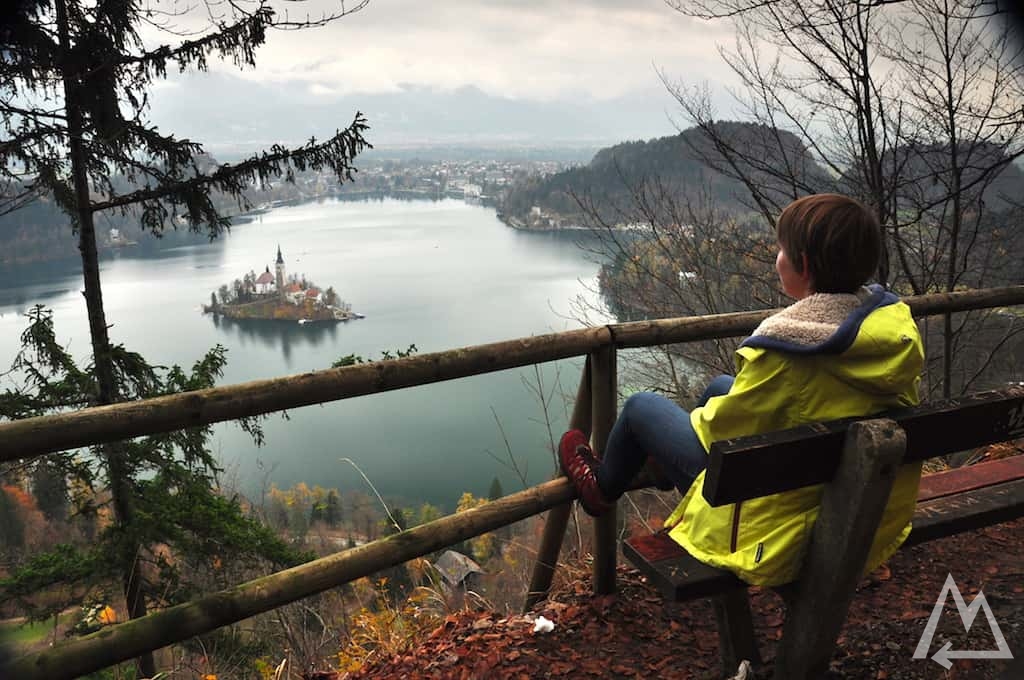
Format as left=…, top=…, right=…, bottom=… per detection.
left=275, top=245, right=286, bottom=299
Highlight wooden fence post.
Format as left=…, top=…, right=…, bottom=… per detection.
left=591, top=344, right=617, bottom=594
left=775, top=418, right=906, bottom=679
left=524, top=357, right=592, bottom=611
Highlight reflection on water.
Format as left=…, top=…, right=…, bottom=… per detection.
left=209, top=314, right=340, bottom=364
left=0, top=257, right=80, bottom=286
left=0, top=288, right=74, bottom=314
left=1, top=199, right=608, bottom=508
left=0, top=258, right=80, bottom=313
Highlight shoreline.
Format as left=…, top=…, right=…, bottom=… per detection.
left=495, top=212, right=592, bottom=233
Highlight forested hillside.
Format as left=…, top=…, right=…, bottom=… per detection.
left=499, top=122, right=831, bottom=227
left=0, top=191, right=224, bottom=265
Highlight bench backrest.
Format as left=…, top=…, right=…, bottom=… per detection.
left=702, top=386, right=1024, bottom=506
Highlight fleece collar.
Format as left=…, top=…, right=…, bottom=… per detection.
left=741, top=284, right=899, bottom=355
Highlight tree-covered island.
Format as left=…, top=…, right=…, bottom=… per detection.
left=204, top=246, right=360, bottom=323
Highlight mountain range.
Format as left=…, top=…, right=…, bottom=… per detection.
left=149, top=73, right=681, bottom=158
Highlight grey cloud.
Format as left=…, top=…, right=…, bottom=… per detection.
left=231, top=0, right=737, bottom=99
left=144, top=0, right=742, bottom=148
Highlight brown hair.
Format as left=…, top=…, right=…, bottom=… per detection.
left=775, top=193, right=881, bottom=294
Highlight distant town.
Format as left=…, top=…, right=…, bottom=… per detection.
left=247, top=158, right=569, bottom=212
left=0, top=155, right=585, bottom=266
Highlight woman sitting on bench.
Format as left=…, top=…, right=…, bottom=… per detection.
left=560, top=193, right=925, bottom=586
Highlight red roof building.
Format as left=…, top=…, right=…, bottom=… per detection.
left=255, top=267, right=275, bottom=294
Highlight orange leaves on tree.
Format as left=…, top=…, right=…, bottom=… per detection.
left=2, top=484, right=37, bottom=511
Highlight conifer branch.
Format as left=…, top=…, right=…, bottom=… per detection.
left=90, top=112, right=371, bottom=214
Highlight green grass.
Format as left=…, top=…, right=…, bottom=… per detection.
left=0, top=614, right=68, bottom=645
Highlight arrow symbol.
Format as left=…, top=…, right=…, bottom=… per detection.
left=931, top=640, right=1014, bottom=670
left=932, top=642, right=955, bottom=670
left=914, top=574, right=1015, bottom=670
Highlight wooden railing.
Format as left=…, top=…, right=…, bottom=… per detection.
left=2, top=286, right=1023, bottom=679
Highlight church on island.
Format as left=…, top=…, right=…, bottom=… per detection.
left=203, top=246, right=360, bottom=323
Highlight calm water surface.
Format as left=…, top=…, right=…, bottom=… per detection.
left=0, top=198, right=610, bottom=510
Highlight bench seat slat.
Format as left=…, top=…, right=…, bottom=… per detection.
left=622, top=533, right=743, bottom=600
left=625, top=460, right=1024, bottom=602
left=917, top=454, right=1024, bottom=502
left=906, top=477, right=1024, bottom=546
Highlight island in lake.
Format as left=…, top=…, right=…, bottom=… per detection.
left=204, top=246, right=361, bottom=323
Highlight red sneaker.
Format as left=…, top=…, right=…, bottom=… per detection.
left=558, top=429, right=612, bottom=517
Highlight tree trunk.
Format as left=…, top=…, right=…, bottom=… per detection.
left=54, top=0, right=155, bottom=676
left=941, top=13, right=962, bottom=402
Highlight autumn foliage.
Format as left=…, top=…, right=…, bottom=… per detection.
left=346, top=518, right=1024, bottom=680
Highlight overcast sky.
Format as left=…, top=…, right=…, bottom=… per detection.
left=146, top=0, right=741, bottom=150
left=225, top=0, right=732, bottom=100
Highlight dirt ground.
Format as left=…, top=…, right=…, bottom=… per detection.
left=349, top=517, right=1024, bottom=680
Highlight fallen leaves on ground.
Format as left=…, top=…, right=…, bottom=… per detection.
left=346, top=518, right=1024, bottom=679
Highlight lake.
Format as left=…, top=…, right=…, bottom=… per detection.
left=0, top=198, right=610, bottom=510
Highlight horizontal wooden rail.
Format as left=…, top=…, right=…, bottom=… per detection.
left=0, top=326, right=612, bottom=462
left=2, top=477, right=578, bottom=680
left=2, top=286, right=1022, bottom=463
left=902, top=286, right=1024, bottom=317
left=609, top=285, right=1024, bottom=348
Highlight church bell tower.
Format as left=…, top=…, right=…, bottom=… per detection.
left=275, top=245, right=285, bottom=299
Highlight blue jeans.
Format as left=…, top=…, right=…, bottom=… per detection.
left=596, top=375, right=734, bottom=500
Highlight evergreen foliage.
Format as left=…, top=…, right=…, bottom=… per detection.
left=325, top=489, right=343, bottom=528
left=30, top=458, right=68, bottom=523
left=332, top=344, right=419, bottom=368
left=0, top=1, right=370, bottom=672
left=0, top=487, right=25, bottom=554
left=0, top=1, right=370, bottom=239
left=487, top=476, right=504, bottom=501
left=0, top=307, right=308, bottom=620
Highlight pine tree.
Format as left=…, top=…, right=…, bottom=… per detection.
left=325, top=489, right=343, bottom=528
left=324, top=286, right=340, bottom=307
left=0, top=487, right=25, bottom=554
left=30, top=458, right=68, bottom=523
left=0, top=308, right=307, bottom=657
left=1, top=1, right=370, bottom=674
left=487, top=476, right=504, bottom=501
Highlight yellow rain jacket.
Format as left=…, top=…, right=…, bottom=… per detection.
left=664, top=285, right=924, bottom=586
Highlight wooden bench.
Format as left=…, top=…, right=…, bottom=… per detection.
left=622, top=387, right=1024, bottom=679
